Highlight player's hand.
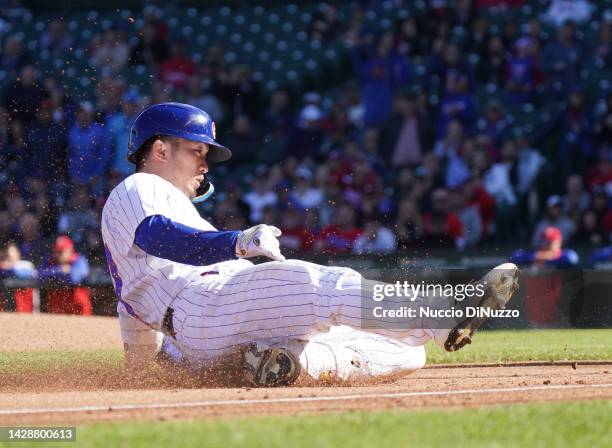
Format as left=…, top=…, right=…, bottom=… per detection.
left=236, top=224, right=286, bottom=261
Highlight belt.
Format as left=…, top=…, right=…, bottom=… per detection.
left=162, top=307, right=176, bottom=338
left=162, top=271, right=218, bottom=338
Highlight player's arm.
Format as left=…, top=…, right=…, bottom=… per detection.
left=134, top=215, right=285, bottom=264
left=134, top=215, right=240, bottom=265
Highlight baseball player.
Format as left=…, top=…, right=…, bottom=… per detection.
left=101, top=102, right=520, bottom=386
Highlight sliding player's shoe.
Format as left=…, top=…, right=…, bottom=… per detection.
left=445, top=263, right=520, bottom=352
left=242, top=342, right=301, bottom=386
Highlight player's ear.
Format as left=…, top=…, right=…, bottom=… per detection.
left=151, top=138, right=169, bottom=162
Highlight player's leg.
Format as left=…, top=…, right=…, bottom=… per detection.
left=158, top=261, right=518, bottom=386
left=158, top=327, right=425, bottom=385
left=288, top=326, right=427, bottom=380
left=215, top=328, right=426, bottom=385
left=170, top=259, right=518, bottom=363
left=171, top=259, right=436, bottom=362
left=444, top=262, right=520, bottom=351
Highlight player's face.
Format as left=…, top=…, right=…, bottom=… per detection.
left=167, top=138, right=210, bottom=199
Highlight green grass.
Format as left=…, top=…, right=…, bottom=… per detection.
left=19, top=401, right=611, bottom=448
left=1, top=329, right=610, bottom=373
left=426, top=329, right=612, bottom=364
left=0, top=349, right=122, bottom=373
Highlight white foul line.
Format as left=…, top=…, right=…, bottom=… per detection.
left=1, top=383, right=611, bottom=417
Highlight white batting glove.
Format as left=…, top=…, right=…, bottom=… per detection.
left=236, top=224, right=286, bottom=261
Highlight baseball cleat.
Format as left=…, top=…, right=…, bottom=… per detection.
left=242, top=342, right=301, bottom=387
left=445, top=263, right=520, bottom=352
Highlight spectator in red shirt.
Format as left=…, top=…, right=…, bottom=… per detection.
left=586, top=147, right=612, bottom=188
left=510, top=225, right=579, bottom=326
left=512, top=226, right=579, bottom=267
left=315, top=203, right=363, bottom=254
left=158, top=41, right=196, bottom=90
left=278, top=204, right=315, bottom=254
left=328, top=144, right=381, bottom=206
left=38, top=236, right=91, bottom=315
left=343, top=158, right=382, bottom=208
left=533, top=226, right=564, bottom=264
left=422, top=188, right=465, bottom=249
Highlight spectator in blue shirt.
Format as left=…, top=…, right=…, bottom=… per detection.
left=430, top=42, right=474, bottom=95
left=351, top=32, right=411, bottom=127
left=512, top=226, right=579, bottom=267
left=106, top=91, right=140, bottom=178
left=437, top=71, right=477, bottom=138
left=559, top=87, right=594, bottom=177
left=541, top=20, right=584, bottom=99
left=67, top=101, right=111, bottom=193
left=23, top=99, right=67, bottom=181
left=506, top=37, right=539, bottom=104
left=480, top=99, right=511, bottom=147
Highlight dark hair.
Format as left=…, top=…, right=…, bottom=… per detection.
left=132, top=135, right=177, bottom=172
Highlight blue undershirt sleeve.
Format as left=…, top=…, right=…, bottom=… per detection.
left=134, top=215, right=240, bottom=266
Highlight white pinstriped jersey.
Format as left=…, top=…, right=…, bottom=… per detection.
left=101, top=172, right=216, bottom=330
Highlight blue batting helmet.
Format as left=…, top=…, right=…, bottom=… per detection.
left=127, top=102, right=232, bottom=164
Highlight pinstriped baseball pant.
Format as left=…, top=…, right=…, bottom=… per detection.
left=170, top=259, right=448, bottom=372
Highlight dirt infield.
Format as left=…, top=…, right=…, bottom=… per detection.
left=1, top=313, right=611, bottom=425
left=0, top=313, right=123, bottom=352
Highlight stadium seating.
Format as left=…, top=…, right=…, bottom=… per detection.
left=1, top=0, right=609, bottom=112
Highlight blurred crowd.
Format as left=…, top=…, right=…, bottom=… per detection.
left=0, top=0, right=611, bottom=283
